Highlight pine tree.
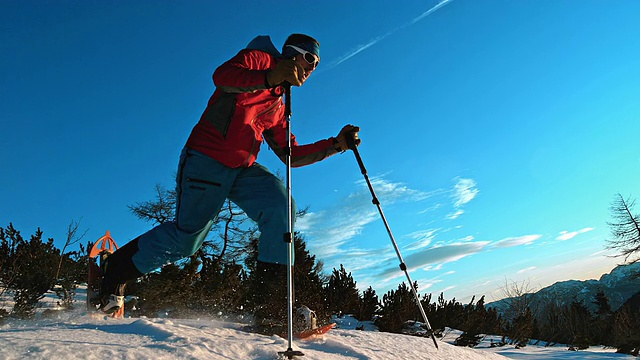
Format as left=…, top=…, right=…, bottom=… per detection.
left=611, top=292, right=640, bottom=356
left=0, top=224, right=20, bottom=301
left=357, top=286, right=379, bottom=321
left=477, top=296, right=504, bottom=336
left=455, top=296, right=502, bottom=348
left=507, top=307, right=534, bottom=348
left=431, top=292, right=465, bottom=331
left=455, top=296, right=484, bottom=347
left=539, top=300, right=570, bottom=346
left=455, top=330, right=483, bottom=348
left=566, top=300, right=593, bottom=349
left=190, top=257, right=248, bottom=316
left=8, top=227, right=60, bottom=318
left=375, top=282, right=421, bottom=333
left=292, top=234, right=328, bottom=323
left=133, top=262, right=194, bottom=317
left=593, top=289, right=612, bottom=316
left=244, top=233, right=329, bottom=324
left=592, top=290, right=614, bottom=345
left=324, top=264, right=360, bottom=316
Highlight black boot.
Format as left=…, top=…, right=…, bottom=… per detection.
left=252, top=261, right=288, bottom=335
left=100, top=238, right=144, bottom=314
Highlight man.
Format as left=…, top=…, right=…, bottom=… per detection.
left=97, top=34, right=360, bottom=331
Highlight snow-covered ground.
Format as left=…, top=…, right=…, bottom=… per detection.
left=0, top=286, right=634, bottom=360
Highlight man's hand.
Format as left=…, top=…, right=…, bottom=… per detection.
left=267, top=59, right=305, bottom=87
left=334, top=124, right=361, bottom=152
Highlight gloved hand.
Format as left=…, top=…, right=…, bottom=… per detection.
left=334, top=124, right=361, bottom=152
left=267, top=59, right=305, bottom=87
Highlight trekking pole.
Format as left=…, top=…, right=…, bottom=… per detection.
left=346, top=136, right=439, bottom=349
left=279, top=84, right=304, bottom=359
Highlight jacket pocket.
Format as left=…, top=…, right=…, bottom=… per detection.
left=204, top=92, right=237, bottom=137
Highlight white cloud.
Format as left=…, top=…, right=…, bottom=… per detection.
left=452, top=178, right=478, bottom=208
left=446, top=210, right=464, bottom=220
left=491, top=234, right=542, bottom=248
left=364, top=176, right=436, bottom=203
left=378, top=241, right=490, bottom=280
left=556, top=227, right=595, bottom=241
left=298, top=208, right=379, bottom=259
left=438, top=285, right=457, bottom=293
left=418, top=203, right=442, bottom=214
left=404, top=229, right=439, bottom=251
left=300, top=176, right=434, bottom=264
left=409, top=0, right=454, bottom=24
left=517, top=266, right=537, bottom=274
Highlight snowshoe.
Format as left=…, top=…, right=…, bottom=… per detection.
left=87, top=231, right=124, bottom=318
left=101, top=294, right=125, bottom=314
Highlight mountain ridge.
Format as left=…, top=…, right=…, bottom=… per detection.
left=486, top=262, right=640, bottom=318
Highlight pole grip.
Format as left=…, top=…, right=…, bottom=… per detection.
left=345, top=132, right=358, bottom=150
left=284, top=83, right=292, bottom=118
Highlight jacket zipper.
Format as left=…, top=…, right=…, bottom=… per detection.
left=245, top=100, right=283, bottom=165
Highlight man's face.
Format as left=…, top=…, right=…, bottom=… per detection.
left=294, top=53, right=318, bottom=84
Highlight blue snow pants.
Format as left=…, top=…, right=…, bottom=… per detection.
left=132, top=147, right=296, bottom=273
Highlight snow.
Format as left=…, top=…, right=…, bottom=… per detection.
left=0, top=287, right=635, bottom=360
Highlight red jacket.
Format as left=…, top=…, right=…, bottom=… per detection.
left=186, top=48, right=337, bottom=168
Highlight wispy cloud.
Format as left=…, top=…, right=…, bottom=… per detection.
left=491, top=234, right=542, bottom=248
left=362, top=176, right=436, bottom=203
left=447, top=177, right=479, bottom=219
left=556, top=227, right=595, bottom=241
left=301, top=174, right=477, bottom=266
left=452, top=178, right=479, bottom=208
left=327, top=36, right=386, bottom=69
left=404, top=229, right=439, bottom=251
left=325, top=0, right=455, bottom=69
left=398, top=233, right=540, bottom=278
left=409, top=0, right=455, bottom=24
left=298, top=176, right=433, bottom=260
left=378, top=241, right=490, bottom=280
left=437, top=285, right=457, bottom=293
left=418, top=203, right=442, bottom=214
left=296, top=208, right=379, bottom=259
left=517, top=266, right=537, bottom=274
left=446, top=210, right=464, bottom=220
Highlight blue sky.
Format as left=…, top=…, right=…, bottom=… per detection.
left=2, top=0, right=639, bottom=303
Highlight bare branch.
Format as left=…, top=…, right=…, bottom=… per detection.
left=128, top=184, right=177, bottom=225
left=497, top=278, right=537, bottom=322
left=56, top=218, right=89, bottom=280
left=606, top=193, right=640, bottom=264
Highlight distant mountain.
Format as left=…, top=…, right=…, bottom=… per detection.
left=486, top=262, right=640, bottom=319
